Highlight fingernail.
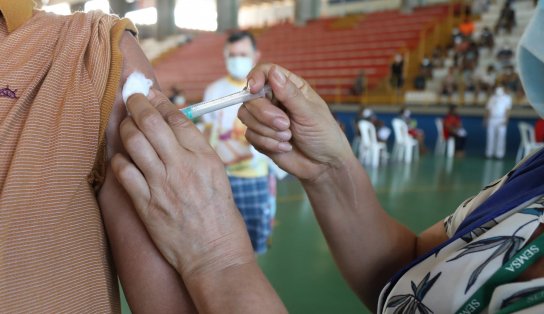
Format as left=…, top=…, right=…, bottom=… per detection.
left=277, top=130, right=291, bottom=141
left=278, top=142, right=292, bottom=152
left=248, top=78, right=256, bottom=91
left=148, top=89, right=157, bottom=100
left=273, top=118, right=289, bottom=130
left=272, top=67, right=286, bottom=86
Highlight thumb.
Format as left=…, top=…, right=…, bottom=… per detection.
left=147, top=89, right=193, bottom=129
left=147, top=88, right=213, bottom=153
left=268, top=65, right=313, bottom=116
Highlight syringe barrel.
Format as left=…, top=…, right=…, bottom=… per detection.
left=181, top=85, right=271, bottom=119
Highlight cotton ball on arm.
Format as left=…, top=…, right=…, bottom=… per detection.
left=122, top=71, right=153, bottom=105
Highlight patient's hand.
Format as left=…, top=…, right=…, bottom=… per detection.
left=112, top=90, right=254, bottom=280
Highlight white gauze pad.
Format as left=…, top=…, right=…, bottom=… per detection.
left=122, top=71, right=153, bottom=105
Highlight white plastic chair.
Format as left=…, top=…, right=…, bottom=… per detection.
left=434, top=118, right=455, bottom=158
left=516, top=122, right=544, bottom=162
left=358, top=120, right=387, bottom=167
left=392, top=118, right=419, bottom=163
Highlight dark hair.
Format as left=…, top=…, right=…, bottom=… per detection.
left=226, top=31, right=257, bottom=50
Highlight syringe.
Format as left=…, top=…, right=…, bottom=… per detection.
left=180, top=85, right=272, bottom=119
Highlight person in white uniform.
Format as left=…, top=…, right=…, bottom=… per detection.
left=485, top=87, right=512, bottom=159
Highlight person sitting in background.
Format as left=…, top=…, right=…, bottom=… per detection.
left=441, top=66, right=459, bottom=97
left=497, top=44, right=515, bottom=68
left=443, top=105, right=468, bottom=157
left=351, top=70, right=366, bottom=96
left=495, top=2, right=516, bottom=34
left=479, top=26, right=495, bottom=51
left=420, top=55, right=433, bottom=79
left=498, top=65, right=523, bottom=98
left=413, top=69, right=427, bottom=91
left=535, top=118, right=544, bottom=143
left=453, top=37, right=470, bottom=70
left=462, top=40, right=480, bottom=71
left=459, top=17, right=475, bottom=38
left=451, top=27, right=463, bottom=46
left=432, top=46, right=445, bottom=68
left=398, top=107, right=426, bottom=153
left=476, top=64, right=497, bottom=96
left=462, top=70, right=477, bottom=94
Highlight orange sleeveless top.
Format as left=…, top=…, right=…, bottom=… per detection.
left=0, top=9, right=135, bottom=312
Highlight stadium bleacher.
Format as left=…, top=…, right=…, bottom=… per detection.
left=153, top=4, right=452, bottom=103
left=407, top=0, right=535, bottom=106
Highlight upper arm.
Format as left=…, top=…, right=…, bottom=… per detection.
left=98, top=31, right=196, bottom=313
left=415, top=220, right=449, bottom=257
left=104, top=31, right=159, bottom=157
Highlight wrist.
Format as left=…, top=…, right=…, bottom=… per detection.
left=301, top=152, right=359, bottom=188
left=184, top=257, right=259, bottom=290
left=177, top=232, right=256, bottom=283
left=184, top=259, right=287, bottom=313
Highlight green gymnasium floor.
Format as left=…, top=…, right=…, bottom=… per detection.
left=121, top=155, right=517, bottom=313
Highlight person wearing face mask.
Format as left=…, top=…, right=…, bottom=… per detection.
left=201, top=31, right=274, bottom=254
left=485, top=86, right=512, bottom=159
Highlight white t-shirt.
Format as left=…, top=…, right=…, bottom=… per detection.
left=486, top=94, right=512, bottom=120
left=202, top=77, right=269, bottom=178
left=202, top=77, right=244, bottom=132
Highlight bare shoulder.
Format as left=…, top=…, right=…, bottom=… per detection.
left=106, top=31, right=159, bottom=159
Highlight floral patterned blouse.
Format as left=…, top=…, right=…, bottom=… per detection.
left=378, top=155, right=544, bottom=313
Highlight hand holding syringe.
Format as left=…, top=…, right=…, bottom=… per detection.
left=122, top=71, right=272, bottom=119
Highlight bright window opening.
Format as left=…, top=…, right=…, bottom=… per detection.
left=125, top=7, right=158, bottom=25
left=84, top=0, right=110, bottom=14
left=42, top=2, right=71, bottom=15
left=175, top=0, right=217, bottom=31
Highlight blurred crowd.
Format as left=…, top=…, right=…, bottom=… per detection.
left=411, top=0, right=528, bottom=102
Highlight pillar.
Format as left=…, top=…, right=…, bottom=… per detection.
left=70, top=1, right=86, bottom=12
left=110, top=0, right=134, bottom=18
left=217, top=0, right=239, bottom=31
left=156, top=0, right=177, bottom=39
left=295, top=0, right=320, bottom=25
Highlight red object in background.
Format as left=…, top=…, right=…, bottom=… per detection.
left=535, top=119, right=544, bottom=143
left=443, top=114, right=461, bottom=139
left=459, top=21, right=475, bottom=36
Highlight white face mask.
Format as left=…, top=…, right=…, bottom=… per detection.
left=226, top=56, right=253, bottom=80
left=174, top=95, right=186, bottom=105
